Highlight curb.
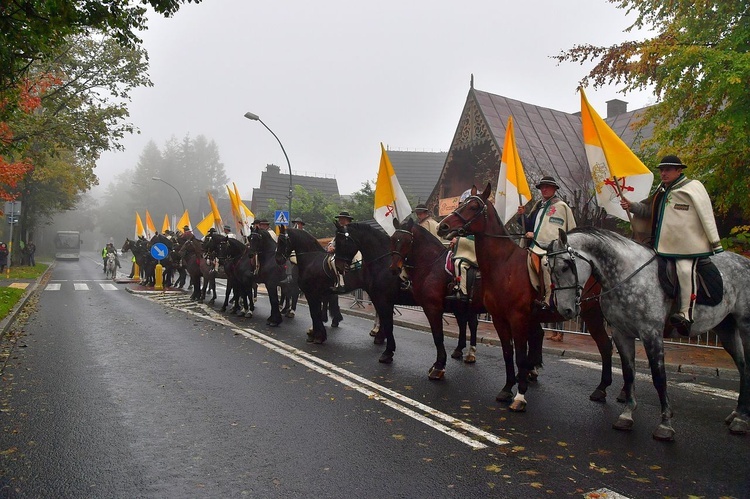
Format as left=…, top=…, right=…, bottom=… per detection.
left=0, top=262, right=55, bottom=339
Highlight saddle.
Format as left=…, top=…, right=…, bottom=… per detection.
left=657, top=256, right=723, bottom=306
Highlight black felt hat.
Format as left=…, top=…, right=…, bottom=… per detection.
left=657, top=155, right=687, bottom=169
left=336, top=211, right=353, bottom=220
left=535, top=176, right=560, bottom=189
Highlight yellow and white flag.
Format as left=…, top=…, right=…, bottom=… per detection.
left=207, top=191, right=223, bottom=230
left=233, top=183, right=254, bottom=235
left=373, top=143, right=411, bottom=236
left=161, top=214, right=171, bottom=234
left=176, top=210, right=191, bottom=232
left=581, top=88, right=653, bottom=221
left=144, top=210, right=156, bottom=239
left=135, top=213, right=145, bottom=239
left=195, top=212, right=215, bottom=237
left=494, top=116, right=532, bottom=223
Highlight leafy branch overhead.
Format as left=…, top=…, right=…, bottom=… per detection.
left=555, top=0, right=750, bottom=216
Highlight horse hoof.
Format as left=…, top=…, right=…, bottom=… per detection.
left=331, top=321, right=339, bottom=328
left=616, top=389, right=627, bottom=403
left=428, top=366, right=445, bottom=380
left=589, top=389, right=607, bottom=402
left=728, top=417, right=749, bottom=435
left=527, top=368, right=539, bottom=382
left=378, top=352, right=394, bottom=364
left=209, top=299, right=216, bottom=305
left=369, top=328, right=378, bottom=337
left=267, top=321, right=280, bottom=327
left=280, top=308, right=290, bottom=315
left=313, top=336, right=327, bottom=345
left=509, top=399, right=526, bottom=412
left=464, top=352, right=476, bottom=364
left=373, top=337, right=384, bottom=346
left=244, top=311, right=253, bottom=319
left=495, top=390, right=513, bottom=403
left=725, top=410, right=739, bottom=425
left=220, top=307, right=227, bottom=313
left=450, top=348, right=463, bottom=360
left=286, top=311, right=295, bottom=318
left=612, top=416, right=634, bottom=431
left=652, top=424, right=675, bottom=441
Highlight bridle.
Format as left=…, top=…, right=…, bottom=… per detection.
left=446, top=195, right=525, bottom=240
left=547, top=241, right=658, bottom=307
left=390, top=229, right=413, bottom=269
left=334, top=229, right=391, bottom=269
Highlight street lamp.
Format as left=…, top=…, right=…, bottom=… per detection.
left=151, top=177, right=186, bottom=215
left=243, top=111, right=293, bottom=221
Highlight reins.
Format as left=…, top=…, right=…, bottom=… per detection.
left=547, top=244, right=658, bottom=305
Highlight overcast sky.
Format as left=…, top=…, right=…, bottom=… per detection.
left=95, top=0, right=653, bottom=198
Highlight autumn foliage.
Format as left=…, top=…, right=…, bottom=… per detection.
left=0, top=74, right=61, bottom=201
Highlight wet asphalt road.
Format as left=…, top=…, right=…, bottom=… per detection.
left=0, top=253, right=748, bottom=498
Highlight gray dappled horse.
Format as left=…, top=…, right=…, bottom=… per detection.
left=548, top=227, right=750, bottom=440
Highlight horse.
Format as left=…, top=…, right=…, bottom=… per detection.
left=389, top=217, right=481, bottom=379
left=279, top=262, right=300, bottom=318
left=178, top=237, right=211, bottom=302
left=437, top=184, right=614, bottom=412
left=333, top=222, right=417, bottom=364
left=204, top=233, right=254, bottom=317
left=247, top=228, right=285, bottom=326
left=105, top=252, right=117, bottom=280
left=275, top=226, right=345, bottom=344
left=149, top=233, right=181, bottom=287
left=547, top=227, right=750, bottom=439
left=122, top=237, right=155, bottom=286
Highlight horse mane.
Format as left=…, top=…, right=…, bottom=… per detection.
left=412, top=222, right=448, bottom=252
left=346, top=222, right=389, bottom=245
left=288, top=228, right=324, bottom=252
left=568, top=227, right=633, bottom=247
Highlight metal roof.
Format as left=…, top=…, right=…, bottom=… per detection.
left=385, top=150, right=447, bottom=204
left=251, top=164, right=340, bottom=215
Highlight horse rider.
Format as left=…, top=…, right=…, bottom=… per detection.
left=620, top=155, right=723, bottom=336
left=223, top=225, right=236, bottom=239
left=103, top=242, right=121, bottom=270
left=179, top=225, right=194, bottom=243
left=415, top=203, right=447, bottom=243
left=446, top=191, right=480, bottom=302
left=255, top=218, right=278, bottom=242
left=291, top=217, right=306, bottom=230
left=518, top=175, right=576, bottom=338
left=328, top=210, right=358, bottom=292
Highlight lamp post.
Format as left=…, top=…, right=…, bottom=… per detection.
left=243, top=111, right=293, bottom=221
left=151, top=177, right=186, bottom=215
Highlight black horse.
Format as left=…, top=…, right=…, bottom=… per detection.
left=247, top=228, right=285, bottom=326
left=333, top=222, right=416, bottom=363
left=390, top=218, right=482, bottom=379
left=204, top=234, right=255, bottom=317
left=275, top=226, right=344, bottom=344
left=122, top=237, right=155, bottom=286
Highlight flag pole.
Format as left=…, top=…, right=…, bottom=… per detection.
left=612, top=175, right=635, bottom=226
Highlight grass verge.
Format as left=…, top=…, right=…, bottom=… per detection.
left=0, top=288, right=25, bottom=321
left=0, top=263, right=48, bottom=321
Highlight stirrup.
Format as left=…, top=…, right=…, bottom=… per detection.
left=400, top=278, right=411, bottom=290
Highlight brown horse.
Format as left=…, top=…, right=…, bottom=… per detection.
left=389, top=217, right=482, bottom=380
left=438, top=184, right=613, bottom=411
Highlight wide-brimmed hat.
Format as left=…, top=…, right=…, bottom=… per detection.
left=414, top=203, right=429, bottom=212
left=657, top=155, right=687, bottom=169
left=256, top=218, right=269, bottom=225
left=207, top=227, right=217, bottom=234
left=223, top=225, right=231, bottom=231
left=182, top=225, right=191, bottom=230
left=291, top=218, right=305, bottom=225
left=336, top=211, right=353, bottom=220
left=535, top=176, right=560, bottom=189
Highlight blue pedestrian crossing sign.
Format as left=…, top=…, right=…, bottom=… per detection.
left=150, top=242, right=169, bottom=261
left=274, top=210, right=290, bottom=226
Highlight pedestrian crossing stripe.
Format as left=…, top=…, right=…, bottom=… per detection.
left=46, top=283, right=119, bottom=291
left=8, top=283, right=29, bottom=289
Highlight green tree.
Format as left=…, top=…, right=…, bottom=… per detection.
left=555, top=0, right=750, bottom=217
left=343, top=180, right=376, bottom=222
left=290, top=185, right=341, bottom=238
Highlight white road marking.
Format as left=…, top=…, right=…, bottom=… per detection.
left=45, top=283, right=61, bottom=291
left=584, top=488, right=630, bottom=499
left=73, top=283, right=89, bottom=291
left=142, top=293, right=509, bottom=450
left=561, top=358, right=738, bottom=400
left=99, top=283, right=118, bottom=290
